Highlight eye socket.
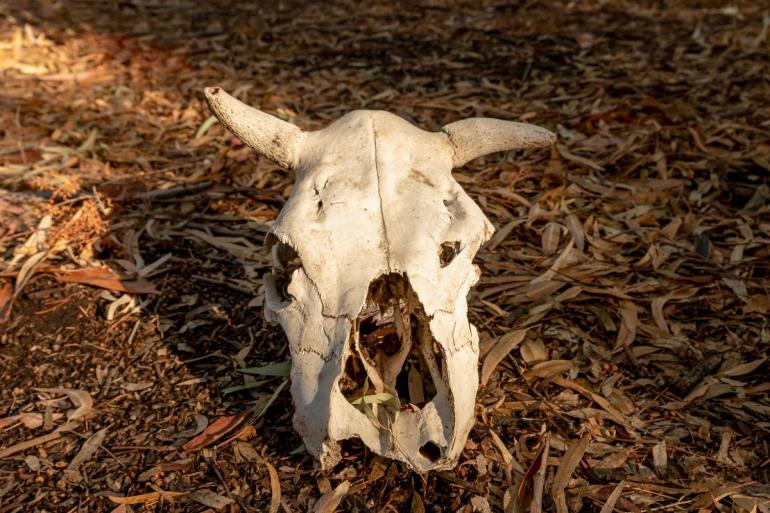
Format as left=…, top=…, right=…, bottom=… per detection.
left=271, top=240, right=302, bottom=303
left=439, top=241, right=461, bottom=267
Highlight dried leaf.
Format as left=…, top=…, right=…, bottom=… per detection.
left=615, top=301, right=638, bottom=363
left=34, top=388, right=93, bottom=420
left=67, top=428, right=108, bottom=471
left=524, top=360, right=573, bottom=379
left=237, top=360, right=292, bottom=376
left=520, top=338, right=548, bottom=364
left=652, top=440, right=667, bottom=469
left=717, top=357, right=767, bottom=377
left=56, top=267, right=158, bottom=294
left=107, top=491, right=184, bottom=505
left=266, top=461, right=281, bottom=513
left=598, top=481, right=625, bottom=513
left=481, top=328, right=529, bottom=386
left=0, top=430, right=63, bottom=459
left=187, top=489, right=233, bottom=509
left=541, top=222, right=562, bottom=256
left=182, top=413, right=247, bottom=452
left=311, top=480, right=350, bottom=513
left=0, top=283, right=12, bottom=322
left=551, top=434, right=590, bottom=513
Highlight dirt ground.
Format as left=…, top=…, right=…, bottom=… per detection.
left=1, top=1, right=769, bottom=512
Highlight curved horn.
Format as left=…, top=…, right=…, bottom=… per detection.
left=441, top=118, right=555, bottom=168
left=204, top=87, right=304, bottom=170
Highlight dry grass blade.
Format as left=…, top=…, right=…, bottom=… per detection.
left=481, top=328, right=529, bottom=386
left=551, top=434, right=590, bottom=513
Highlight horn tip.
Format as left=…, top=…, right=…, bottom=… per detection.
left=203, top=86, right=222, bottom=101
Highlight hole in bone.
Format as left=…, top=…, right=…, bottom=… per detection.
left=269, top=238, right=302, bottom=303
left=342, top=273, right=444, bottom=413
left=419, top=441, right=442, bottom=462
left=439, top=241, right=461, bottom=267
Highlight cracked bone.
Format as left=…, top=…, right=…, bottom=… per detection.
left=204, top=86, right=554, bottom=472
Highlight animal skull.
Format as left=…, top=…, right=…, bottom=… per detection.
left=204, top=87, right=554, bottom=472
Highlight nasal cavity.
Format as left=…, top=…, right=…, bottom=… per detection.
left=439, top=241, right=461, bottom=267
left=419, top=441, right=442, bottom=462
left=342, top=273, right=445, bottom=414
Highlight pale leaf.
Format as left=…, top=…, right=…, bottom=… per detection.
left=480, top=328, right=529, bottom=386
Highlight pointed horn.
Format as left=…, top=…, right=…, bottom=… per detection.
left=204, top=87, right=304, bottom=170
left=441, top=118, right=555, bottom=168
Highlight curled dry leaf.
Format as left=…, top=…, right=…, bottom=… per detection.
left=480, top=328, right=529, bottom=386
left=33, top=388, right=93, bottom=420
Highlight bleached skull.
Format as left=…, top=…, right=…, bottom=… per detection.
left=205, top=87, right=554, bottom=471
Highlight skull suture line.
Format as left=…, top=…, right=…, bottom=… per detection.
left=204, top=87, right=555, bottom=472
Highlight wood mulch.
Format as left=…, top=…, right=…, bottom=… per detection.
left=1, top=1, right=769, bottom=512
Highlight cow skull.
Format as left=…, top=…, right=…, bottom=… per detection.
left=204, top=87, right=554, bottom=472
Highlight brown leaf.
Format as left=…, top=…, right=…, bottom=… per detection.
left=615, top=301, right=638, bottom=364
left=266, top=461, right=281, bottom=513
left=551, top=434, right=591, bottom=513
left=744, top=294, right=770, bottom=314
left=524, top=360, right=573, bottom=379
left=56, top=267, right=158, bottom=294
left=187, top=489, right=233, bottom=509
left=541, top=222, right=562, bottom=256
left=520, top=338, right=548, bottom=364
left=0, top=430, right=63, bottom=459
left=480, top=328, right=529, bottom=386
left=182, top=413, right=247, bottom=452
left=598, top=481, right=625, bottom=513
left=34, top=388, right=93, bottom=420
left=311, top=480, right=350, bottom=513
left=67, top=428, right=108, bottom=471
left=107, top=491, right=184, bottom=505
left=0, top=282, right=12, bottom=322
left=717, top=357, right=767, bottom=377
